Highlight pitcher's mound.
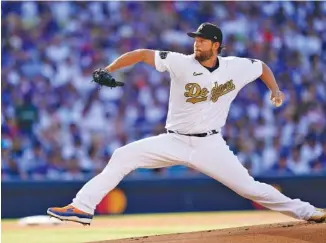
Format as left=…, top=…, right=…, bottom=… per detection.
left=92, top=221, right=326, bottom=243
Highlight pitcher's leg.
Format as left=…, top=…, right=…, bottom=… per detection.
left=71, top=134, right=184, bottom=214
left=190, top=136, right=315, bottom=220
left=71, top=147, right=139, bottom=214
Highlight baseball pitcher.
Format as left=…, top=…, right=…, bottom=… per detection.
left=47, top=23, right=326, bottom=225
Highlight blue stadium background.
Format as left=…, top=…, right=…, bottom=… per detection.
left=1, top=1, right=326, bottom=217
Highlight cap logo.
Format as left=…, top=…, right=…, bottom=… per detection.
left=198, top=24, right=204, bottom=31
left=214, top=36, right=217, bottom=39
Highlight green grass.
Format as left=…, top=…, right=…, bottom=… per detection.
left=3, top=228, right=160, bottom=243
left=1, top=211, right=279, bottom=243
left=2, top=226, right=226, bottom=243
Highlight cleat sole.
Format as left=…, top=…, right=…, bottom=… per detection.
left=47, top=210, right=92, bottom=225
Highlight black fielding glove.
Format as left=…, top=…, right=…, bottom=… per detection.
left=92, top=68, right=124, bottom=88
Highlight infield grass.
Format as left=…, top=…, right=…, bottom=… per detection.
left=1, top=211, right=294, bottom=243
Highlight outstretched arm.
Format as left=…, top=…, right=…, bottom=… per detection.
left=105, top=49, right=155, bottom=73
left=260, top=62, right=285, bottom=107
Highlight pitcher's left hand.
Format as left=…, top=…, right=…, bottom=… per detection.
left=270, top=90, right=285, bottom=107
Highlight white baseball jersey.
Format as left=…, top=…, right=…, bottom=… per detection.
left=154, top=51, right=263, bottom=133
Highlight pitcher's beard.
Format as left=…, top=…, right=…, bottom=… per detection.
left=194, top=50, right=214, bottom=62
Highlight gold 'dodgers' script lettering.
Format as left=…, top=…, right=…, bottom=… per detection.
left=210, top=80, right=235, bottom=102
left=184, top=80, right=236, bottom=104
left=184, top=83, right=209, bottom=104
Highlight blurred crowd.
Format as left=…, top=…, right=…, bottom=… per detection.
left=2, top=1, right=326, bottom=181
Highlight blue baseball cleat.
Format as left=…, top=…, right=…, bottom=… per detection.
left=47, top=205, right=93, bottom=225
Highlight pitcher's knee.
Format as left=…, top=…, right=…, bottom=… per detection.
left=110, top=147, right=128, bottom=162
left=108, top=146, right=140, bottom=171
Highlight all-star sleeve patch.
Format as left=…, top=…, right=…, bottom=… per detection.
left=159, top=51, right=170, bottom=59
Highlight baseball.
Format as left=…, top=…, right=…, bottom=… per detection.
left=272, top=97, right=283, bottom=107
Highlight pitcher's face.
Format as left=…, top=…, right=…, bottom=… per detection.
left=193, top=37, right=215, bottom=62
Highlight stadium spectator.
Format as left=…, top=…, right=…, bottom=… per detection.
left=2, top=2, right=326, bottom=180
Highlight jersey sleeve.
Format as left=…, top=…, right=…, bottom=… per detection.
left=234, top=57, right=263, bottom=86
left=154, top=51, right=185, bottom=77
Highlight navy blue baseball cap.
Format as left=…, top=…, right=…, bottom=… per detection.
left=187, top=22, right=223, bottom=44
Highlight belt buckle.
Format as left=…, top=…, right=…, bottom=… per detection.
left=207, top=131, right=213, bottom=136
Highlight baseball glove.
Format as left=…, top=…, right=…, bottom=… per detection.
left=92, top=68, right=124, bottom=88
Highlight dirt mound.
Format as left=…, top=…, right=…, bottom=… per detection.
left=91, top=222, right=326, bottom=243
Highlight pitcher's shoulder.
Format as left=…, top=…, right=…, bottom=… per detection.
left=173, top=52, right=194, bottom=61
left=221, top=56, right=261, bottom=62
left=217, top=56, right=238, bottom=69
left=155, top=51, right=194, bottom=74
left=157, top=51, right=192, bottom=63
left=171, top=52, right=197, bottom=65
left=220, top=56, right=261, bottom=68
left=219, top=55, right=242, bottom=62
left=158, top=51, right=188, bottom=58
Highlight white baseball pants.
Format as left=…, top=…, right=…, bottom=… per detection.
left=71, top=133, right=315, bottom=219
